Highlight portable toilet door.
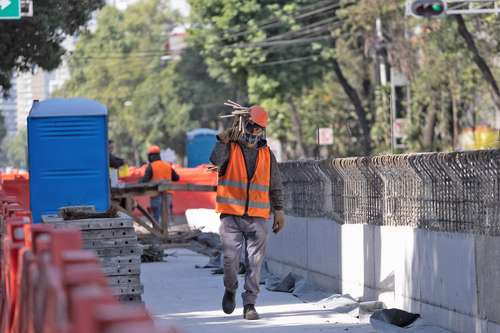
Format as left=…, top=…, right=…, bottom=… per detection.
left=27, top=98, right=110, bottom=223
left=186, top=128, right=217, bottom=167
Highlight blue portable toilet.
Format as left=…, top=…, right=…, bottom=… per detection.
left=27, top=98, right=110, bottom=223
left=186, top=128, right=217, bottom=167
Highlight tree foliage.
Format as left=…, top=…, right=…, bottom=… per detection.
left=1, top=128, right=27, bottom=169
left=58, top=0, right=499, bottom=162
left=59, top=0, right=235, bottom=163
left=0, top=0, right=105, bottom=91
left=189, top=0, right=500, bottom=156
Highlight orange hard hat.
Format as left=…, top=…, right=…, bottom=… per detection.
left=148, top=145, right=161, bottom=154
left=249, top=105, right=268, bottom=128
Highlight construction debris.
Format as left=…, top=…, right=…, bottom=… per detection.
left=43, top=210, right=144, bottom=302
left=59, top=205, right=118, bottom=220
left=141, top=244, right=165, bottom=262
left=370, top=308, right=452, bottom=333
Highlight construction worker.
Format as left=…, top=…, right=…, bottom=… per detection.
left=140, top=145, right=180, bottom=223
left=108, top=140, right=125, bottom=169
left=108, top=139, right=126, bottom=187
left=210, top=105, right=285, bottom=320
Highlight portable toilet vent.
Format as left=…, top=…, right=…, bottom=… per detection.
left=27, top=98, right=110, bottom=223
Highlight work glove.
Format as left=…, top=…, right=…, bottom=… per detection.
left=272, top=209, right=285, bottom=234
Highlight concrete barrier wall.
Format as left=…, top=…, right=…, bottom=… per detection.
left=266, top=217, right=500, bottom=333
left=270, top=150, right=500, bottom=333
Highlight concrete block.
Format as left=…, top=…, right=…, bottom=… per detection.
left=417, top=230, right=476, bottom=317
left=266, top=215, right=307, bottom=269
left=420, top=300, right=475, bottom=333
left=378, top=227, right=401, bottom=293
left=390, top=227, right=419, bottom=310
left=487, top=321, right=500, bottom=333
left=475, top=235, right=500, bottom=325
left=306, top=218, right=341, bottom=279
left=394, top=294, right=421, bottom=315
left=306, top=270, right=340, bottom=292
left=341, top=224, right=366, bottom=299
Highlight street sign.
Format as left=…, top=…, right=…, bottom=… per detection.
left=318, top=128, right=334, bottom=145
left=0, top=0, right=21, bottom=19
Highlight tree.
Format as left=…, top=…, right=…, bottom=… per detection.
left=0, top=0, right=105, bottom=91
left=1, top=128, right=27, bottom=169
left=172, top=46, right=236, bottom=129
left=189, top=0, right=374, bottom=157
left=342, top=0, right=499, bottom=152
left=58, top=0, right=193, bottom=163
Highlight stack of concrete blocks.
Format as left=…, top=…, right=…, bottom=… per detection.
left=42, top=212, right=144, bottom=302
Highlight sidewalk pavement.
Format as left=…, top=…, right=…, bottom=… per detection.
left=142, top=249, right=375, bottom=333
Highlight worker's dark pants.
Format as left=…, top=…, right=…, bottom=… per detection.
left=150, top=194, right=172, bottom=223
left=220, top=215, right=269, bottom=306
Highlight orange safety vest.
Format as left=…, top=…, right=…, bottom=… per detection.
left=151, top=160, right=173, bottom=181
left=216, top=143, right=271, bottom=219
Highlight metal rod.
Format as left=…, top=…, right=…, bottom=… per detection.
left=160, top=192, right=169, bottom=239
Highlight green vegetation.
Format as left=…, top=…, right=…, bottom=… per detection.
left=57, top=0, right=500, bottom=161
left=0, top=0, right=105, bottom=90
left=58, top=0, right=234, bottom=163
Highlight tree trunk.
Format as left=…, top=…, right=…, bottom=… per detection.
left=451, top=91, right=459, bottom=149
left=455, top=15, right=500, bottom=112
left=288, top=98, right=306, bottom=158
left=331, top=57, right=372, bottom=155
left=422, top=106, right=437, bottom=150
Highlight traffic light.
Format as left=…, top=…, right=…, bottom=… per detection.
left=410, top=0, right=445, bottom=17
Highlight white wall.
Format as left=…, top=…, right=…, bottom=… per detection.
left=265, top=215, right=500, bottom=333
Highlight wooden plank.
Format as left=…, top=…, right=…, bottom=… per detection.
left=134, top=202, right=162, bottom=232
left=111, top=182, right=160, bottom=197
left=159, top=183, right=217, bottom=192
left=160, top=192, right=169, bottom=238
left=111, top=181, right=216, bottom=197
left=112, top=204, right=163, bottom=238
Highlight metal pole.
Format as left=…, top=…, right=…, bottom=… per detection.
left=376, top=17, right=393, bottom=152
left=376, top=18, right=387, bottom=86
left=160, top=191, right=169, bottom=239
left=316, top=128, right=320, bottom=160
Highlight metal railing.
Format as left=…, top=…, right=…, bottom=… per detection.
left=280, top=149, right=500, bottom=235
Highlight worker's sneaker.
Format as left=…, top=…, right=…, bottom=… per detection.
left=222, top=290, right=236, bottom=314
left=243, top=304, right=260, bottom=320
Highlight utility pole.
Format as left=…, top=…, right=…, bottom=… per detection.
left=375, top=18, right=393, bottom=152
left=376, top=18, right=388, bottom=86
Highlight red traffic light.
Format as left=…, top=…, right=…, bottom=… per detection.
left=410, top=0, right=445, bottom=17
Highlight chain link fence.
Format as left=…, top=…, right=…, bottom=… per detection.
left=280, top=149, right=500, bottom=235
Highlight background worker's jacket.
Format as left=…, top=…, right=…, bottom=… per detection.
left=140, top=153, right=180, bottom=183
left=109, top=153, right=125, bottom=169
left=210, top=139, right=283, bottom=219
left=216, top=143, right=271, bottom=218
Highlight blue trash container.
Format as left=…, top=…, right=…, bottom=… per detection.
left=186, top=128, right=218, bottom=168
left=27, top=98, right=110, bottom=223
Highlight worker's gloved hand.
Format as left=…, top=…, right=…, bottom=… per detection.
left=217, top=128, right=234, bottom=144
left=272, top=209, right=285, bottom=234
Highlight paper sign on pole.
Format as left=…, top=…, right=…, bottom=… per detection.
left=318, top=128, right=334, bottom=145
